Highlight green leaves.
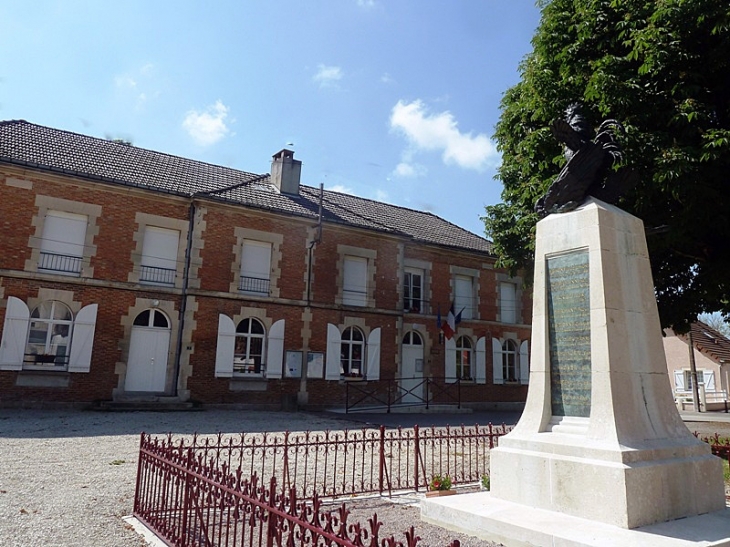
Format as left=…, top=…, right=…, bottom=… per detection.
left=485, top=0, right=730, bottom=329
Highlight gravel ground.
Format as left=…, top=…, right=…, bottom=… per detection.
left=0, top=408, right=503, bottom=547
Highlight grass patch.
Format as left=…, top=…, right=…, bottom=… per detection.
left=109, top=459, right=126, bottom=466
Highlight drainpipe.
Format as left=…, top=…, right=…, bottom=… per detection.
left=171, top=199, right=196, bottom=397
left=688, top=330, right=701, bottom=412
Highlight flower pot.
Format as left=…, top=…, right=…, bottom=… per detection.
left=425, top=489, right=457, bottom=498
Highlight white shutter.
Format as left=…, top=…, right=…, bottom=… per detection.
left=674, top=370, right=685, bottom=391
left=215, top=314, right=236, bottom=378
left=41, top=211, right=87, bottom=257
left=366, top=328, right=381, bottom=381
left=454, top=275, right=472, bottom=319
left=141, top=227, right=179, bottom=270
left=241, top=240, right=271, bottom=280
left=500, top=282, right=517, bottom=324
left=492, top=338, right=504, bottom=384
left=0, top=296, right=30, bottom=370
left=266, top=319, right=285, bottom=379
left=704, top=370, right=716, bottom=391
left=475, top=337, right=486, bottom=384
left=325, top=323, right=342, bottom=380
left=445, top=337, right=457, bottom=383
left=68, top=303, right=97, bottom=373
left=343, top=256, right=367, bottom=306
left=519, top=340, right=529, bottom=385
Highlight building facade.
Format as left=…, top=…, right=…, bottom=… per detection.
left=0, top=121, right=531, bottom=409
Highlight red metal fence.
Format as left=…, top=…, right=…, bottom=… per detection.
left=134, top=441, right=460, bottom=547
left=138, top=423, right=510, bottom=500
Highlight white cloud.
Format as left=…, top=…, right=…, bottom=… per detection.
left=357, top=0, right=376, bottom=8
left=389, top=99, right=497, bottom=172
left=380, top=73, right=394, bottom=85
left=394, top=161, right=426, bottom=178
left=182, top=100, right=231, bottom=146
left=328, top=184, right=354, bottom=194
left=313, top=64, right=343, bottom=88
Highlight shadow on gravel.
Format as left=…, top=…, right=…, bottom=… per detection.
left=0, top=408, right=523, bottom=439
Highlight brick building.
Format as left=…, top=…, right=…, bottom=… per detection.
left=0, top=120, right=531, bottom=409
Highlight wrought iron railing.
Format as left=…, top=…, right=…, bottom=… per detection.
left=38, top=251, right=82, bottom=275
left=345, top=377, right=463, bottom=413
left=403, top=299, right=430, bottom=315
left=140, top=264, right=176, bottom=285
left=239, top=275, right=270, bottom=295
left=138, top=422, right=509, bottom=501
left=134, top=441, right=463, bottom=547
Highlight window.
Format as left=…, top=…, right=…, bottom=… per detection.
left=140, top=227, right=179, bottom=286
left=340, top=326, right=365, bottom=377
left=343, top=256, right=368, bottom=306
left=234, top=318, right=266, bottom=375
left=404, top=268, right=424, bottom=313
left=456, top=336, right=473, bottom=380
left=503, top=339, right=518, bottom=382
left=25, top=301, right=73, bottom=368
left=684, top=370, right=711, bottom=390
left=38, top=211, right=87, bottom=276
left=239, top=240, right=272, bottom=295
left=454, top=275, right=474, bottom=320
left=133, top=309, right=169, bottom=328
left=500, top=282, right=517, bottom=324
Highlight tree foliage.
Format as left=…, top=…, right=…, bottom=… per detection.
left=485, top=0, right=730, bottom=332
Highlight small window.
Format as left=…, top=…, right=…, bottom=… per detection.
left=456, top=336, right=473, bottom=380
left=500, top=282, right=517, bottom=324
left=403, top=331, right=423, bottom=346
left=240, top=240, right=272, bottom=295
left=133, top=309, right=169, bottom=329
left=38, top=211, right=87, bottom=276
left=341, top=326, right=365, bottom=377
left=684, top=370, right=705, bottom=390
left=343, top=256, right=368, bottom=306
left=25, top=301, right=74, bottom=368
left=404, top=268, right=424, bottom=313
left=234, top=318, right=266, bottom=374
left=140, top=227, right=179, bottom=286
left=454, top=275, right=474, bottom=320
left=503, top=339, right=518, bottom=382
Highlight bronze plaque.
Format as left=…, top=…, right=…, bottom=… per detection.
left=547, top=250, right=591, bottom=417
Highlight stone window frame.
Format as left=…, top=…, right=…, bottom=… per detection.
left=26, top=195, right=102, bottom=278
left=402, top=258, right=432, bottom=315
left=450, top=265, right=480, bottom=320
left=229, top=228, right=283, bottom=297
left=128, top=213, right=189, bottom=289
left=336, top=245, right=377, bottom=308
left=495, top=273, right=523, bottom=324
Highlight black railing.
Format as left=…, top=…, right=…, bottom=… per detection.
left=403, top=299, right=430, bottom=314
left=345, top=377, right=463, bottom=413
left=239, top=275, right=270, bottom=295
left=38, top=251, right=82, bottom=275
left=140, top=264, right=176, bottom=285
left=23, top=353, right=69, bottom=368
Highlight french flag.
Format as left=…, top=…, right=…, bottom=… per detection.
left=440, top=303, right=462, bottom=340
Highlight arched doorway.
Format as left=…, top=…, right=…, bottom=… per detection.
left=124, top=309, right=171, bottom=392
left=400, top=331, right=424, bottom=404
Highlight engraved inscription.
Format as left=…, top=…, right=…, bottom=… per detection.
left=547, top=250, right=591, bottom=417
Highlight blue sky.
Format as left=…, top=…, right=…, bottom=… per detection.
left=0, top=1, right=541, bottom=237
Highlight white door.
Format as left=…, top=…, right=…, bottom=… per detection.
left=124, top=310, right=171, bottom=392
left=400, top=331, right=424, bottom=404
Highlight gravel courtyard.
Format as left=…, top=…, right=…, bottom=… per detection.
left=0, top=408, right=505, bottom=547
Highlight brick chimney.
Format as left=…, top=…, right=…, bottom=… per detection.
left=271, top=149, right=302, bottom=195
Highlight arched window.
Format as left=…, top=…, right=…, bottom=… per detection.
left=133, top=309, right=169, bottom=328
left=340, top=326, right=365, bottom=377
left=26, top=301, right=73, bottom=367
left=503, top=339, right=518, bottom=382
left=235, top=318, right=266, bottom=374
left=402, top=331, right=423, bottom=346
left=456, top=336, right=473, bottom=380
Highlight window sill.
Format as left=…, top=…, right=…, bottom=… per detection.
left=16, top=370, right=70, bottom=388
left=341, top=376, right=365, bottom=382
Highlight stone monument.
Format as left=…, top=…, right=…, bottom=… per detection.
left=421, top=107, right=730, bottom=546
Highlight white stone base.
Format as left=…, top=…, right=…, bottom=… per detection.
left=421, top=493, right=730, bottom=547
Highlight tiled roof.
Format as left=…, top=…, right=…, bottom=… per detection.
left=691, top=321, right=730, bottom=364
left=0, top=120, right=492, bottom=254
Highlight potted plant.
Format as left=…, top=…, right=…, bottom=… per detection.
left=426, top=474, right=455, bottom=497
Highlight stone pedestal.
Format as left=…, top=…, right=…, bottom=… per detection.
left=422, top=198, right=728, bottom=545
